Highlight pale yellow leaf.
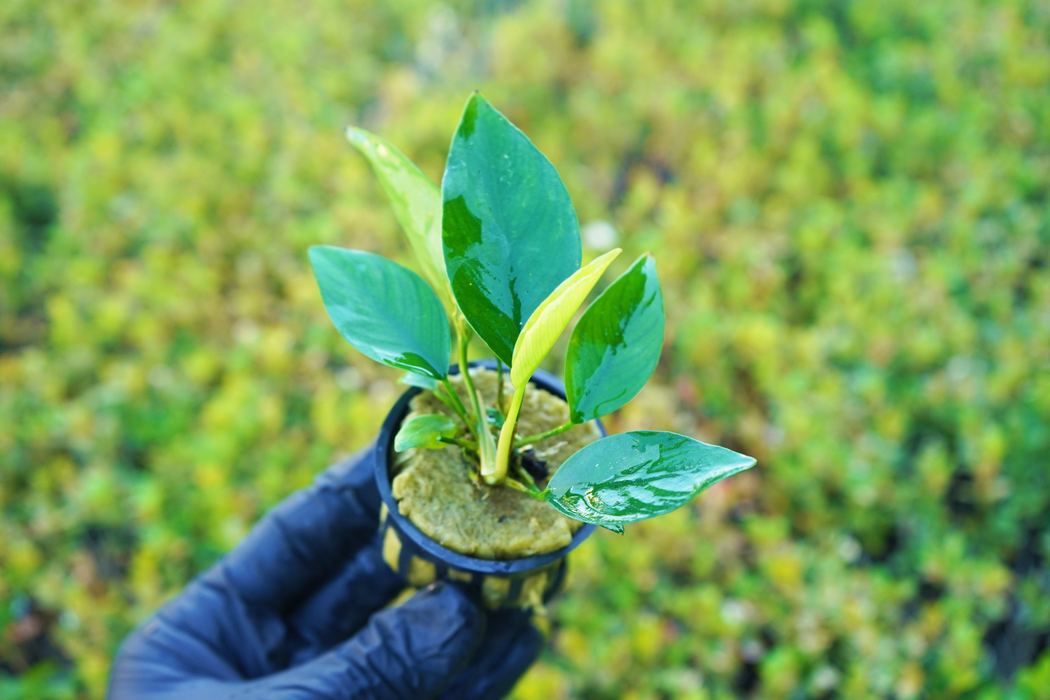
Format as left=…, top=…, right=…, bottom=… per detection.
left=511, top=248, right=622, bottom=387
left=346, top=127, right=457, bottom=317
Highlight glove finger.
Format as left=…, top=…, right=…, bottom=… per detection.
left=436, top=607, right=545, bottom=700
left=283, top=536, right=406, bottom=665
left=221, top=445, right=383, bottom=613
left=254, top=581, right=483, bottom=700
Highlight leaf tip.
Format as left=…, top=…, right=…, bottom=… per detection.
left=345, top=126, right=369, bottom=149
left=459, top=94, right=482, bottom=139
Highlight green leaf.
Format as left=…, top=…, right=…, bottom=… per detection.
left=565, top=254, right=665, bottom=423
left=400, top=371, right=440, bottom=391
left=486, top=406, right=506, bottom=428
left=510, top=248, right=621, bottom=388
left=543, top=431, right=756, bottom=533
left=394, top=414, right=459, bottom=451
left=309, top=246, right=450, bottom=380
left=442, top=93, right=582, bottom=365
left=345, top=127, right=456, bottom=315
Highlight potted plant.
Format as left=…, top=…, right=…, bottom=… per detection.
left=309, top=93, right=756, bottom=608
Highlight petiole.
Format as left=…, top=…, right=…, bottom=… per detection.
left=514, top=420, right=574, bottom=448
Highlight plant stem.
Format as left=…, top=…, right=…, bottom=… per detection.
left=439, top=378, right=472, bottom=429
left=502, top=477, right=546, bottom=500
left=514, top=420, right=575, bottom=448
left=437, top=435, right=477, bottom=450
left=458, top=336, right=483, bottom=426
left=511, top=459, right=541, bottom=493
left=496, top=359, right=506, bottom=413
left=432, top=387, right=456, bottom=413
left=491, top=384, right=526, bottom=484
left=459, top=331, right=498, bottom=480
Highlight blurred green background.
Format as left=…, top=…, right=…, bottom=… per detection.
left=3, top=0, right=1050, bottom=697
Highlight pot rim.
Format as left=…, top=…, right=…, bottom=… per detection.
left=374, top=359, right=602, bottom=576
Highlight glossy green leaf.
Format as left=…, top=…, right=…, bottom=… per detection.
left=565, top=254, right=665, bottom=423
left=510, top=248, right=621, bottom=388
left=345, top=127, right=456, bottom=316
left=544, top=431, right=756, bottom=533
left=400, top=371, right=440, bottom=391
left=309, top=246, right=450, bottom=380
left=394, top=414, right=459, bottom=451
left=442, top=93, right=582, bottom=365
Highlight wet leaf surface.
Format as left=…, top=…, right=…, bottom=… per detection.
left=441, top=93, right=581, bottom=364
left=544, top=431, right=756, bottom=532
left=566, top=254, right=664, bottom=423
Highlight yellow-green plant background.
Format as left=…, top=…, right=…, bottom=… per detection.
left=3, top=0, right=1049, bottom=698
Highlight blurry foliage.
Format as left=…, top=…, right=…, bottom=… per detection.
left=2, top=0, right=1049, bottom=697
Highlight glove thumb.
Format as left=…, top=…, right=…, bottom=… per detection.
left=255, top=581, right=484, bottom=700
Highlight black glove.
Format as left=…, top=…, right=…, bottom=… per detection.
left=107, top=446, right=544, bottom=699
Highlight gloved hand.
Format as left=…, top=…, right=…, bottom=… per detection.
left=107, top=446, right=544, bottom=700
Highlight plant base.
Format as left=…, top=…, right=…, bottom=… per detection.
left=392, top=368, right=601, bottom=559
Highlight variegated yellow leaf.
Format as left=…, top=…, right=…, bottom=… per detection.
left=510, top=248, right=621, bottom=387
left=346, top=127, right=457, bottom=317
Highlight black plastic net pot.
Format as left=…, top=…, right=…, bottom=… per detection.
left=374, top=360, right=604, bottom=608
